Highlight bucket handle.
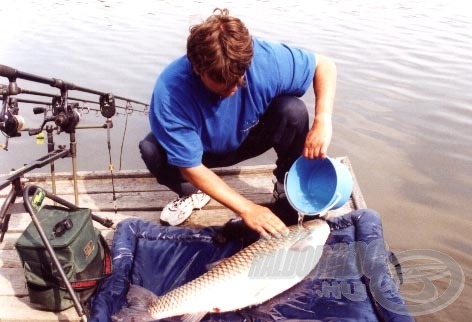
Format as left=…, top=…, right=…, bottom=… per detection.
left=324, top=192, right=341, bottom=211
left=311, top=192, right=341, bottom=217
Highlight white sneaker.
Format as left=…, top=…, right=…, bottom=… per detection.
left=160, top=191, right=211, bottom=226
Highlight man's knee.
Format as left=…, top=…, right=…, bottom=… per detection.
left=139, top=133, right=160, bottom=161
left=138, top=133, right=185, bottom=193
left=139, top=133, right=166, bottom=176
left=270, top=96, right=309, bottom=125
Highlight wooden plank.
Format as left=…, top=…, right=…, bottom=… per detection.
left=1, top=172, right=274, bottom=213
left=14, top=164, right=276, bottom=182
left=183, top=208, right=237, bottom=228
left=9, top=172, right=273, bottom=195
left=0, top=248, right=21, bottom=269
left=0, top=191, right=247, bottom=215
left=339, top=157, right=367, bottom=209
left=0, top=193, right=268, bottom=233
left=1, top=166, right=275, bottom=196
left=1, top=267, right=26, bottom=296
left=0, top=296, right=80, bottom=322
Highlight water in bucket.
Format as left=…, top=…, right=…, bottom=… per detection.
left=285, top=157, right=353, bottom=216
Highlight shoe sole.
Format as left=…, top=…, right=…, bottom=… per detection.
left=161, top=194, right=211, bottom=226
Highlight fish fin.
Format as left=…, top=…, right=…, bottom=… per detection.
left=111, top=284, right=158, bottom=322
left=180, top=312, right=207, bottom=322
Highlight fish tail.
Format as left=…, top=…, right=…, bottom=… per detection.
left=111, top=284, right=158, bottom=322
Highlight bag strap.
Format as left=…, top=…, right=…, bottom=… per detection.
left=61, top=234, right=112, bottom=290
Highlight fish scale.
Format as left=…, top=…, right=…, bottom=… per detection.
left=112, top=219, right=330, bottom=322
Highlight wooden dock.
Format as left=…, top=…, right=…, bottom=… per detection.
left=0, top=157, right=365, bottom=321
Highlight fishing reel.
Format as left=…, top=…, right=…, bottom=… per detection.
left=50, top=96, right=80, bottom=134
left=99, top=93, right=116, bottom=119
left=0, top=97, right=25, bottom=138
left=27, top=97, right=80, bottom=136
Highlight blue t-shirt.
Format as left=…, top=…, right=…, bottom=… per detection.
left=149, top=39, right=316, bottom=167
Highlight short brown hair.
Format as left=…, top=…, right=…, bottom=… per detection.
left=187, top=8, right=253, bottom=87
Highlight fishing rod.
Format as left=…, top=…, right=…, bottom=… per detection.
left=0, top=63, right=148, bottom=148
left=0, top=64, right=148, bottom=107
left=0, top=64, right=148, bottom=211
left=0, top=64, right=147, bottom=136
left=0, top=84, right=147, bottom=114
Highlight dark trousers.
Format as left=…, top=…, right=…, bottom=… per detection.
left=139, top=96, right=309, bottom=196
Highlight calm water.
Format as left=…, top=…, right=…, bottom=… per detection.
left=1, top=0, right=471, bottom=320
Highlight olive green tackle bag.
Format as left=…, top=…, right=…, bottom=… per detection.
left=15, top=205, right=112, bottom=312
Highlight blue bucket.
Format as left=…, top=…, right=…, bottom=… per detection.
left=285, top=156, right=353, bottom=215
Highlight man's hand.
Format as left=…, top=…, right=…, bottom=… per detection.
left=180, top=165, right=290, bottom=239
left=238, top=203, right=290, bottom=239
left=305, top=54, right=336, bottom=159
left=303, top=113, right=332, bottom=159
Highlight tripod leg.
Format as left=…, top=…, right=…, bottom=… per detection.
left=46, top=126, right=58, bottom=201
left=0, top=213, right=11, bottom=243
left=0, top=187, right=16, bottom=242
left=69, top=130, right=80, bottom=206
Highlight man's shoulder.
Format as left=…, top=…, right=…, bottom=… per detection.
left=252, top=38, right=299, bottom=66
left=253, top=38, right=293, bottom=53
left=253, top=38, right=278, bottom=54
left=251, top=38, right=298, bottom=75
left=154, top=55, right=198, bottom=101
left=250, top=38, right=315, bottom=96
left=254, top=38, right=313, bottom=58
left=159, top=55, right=192, bottom=82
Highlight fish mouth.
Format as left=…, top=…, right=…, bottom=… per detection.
left=299, top=218, right=327, bottom=229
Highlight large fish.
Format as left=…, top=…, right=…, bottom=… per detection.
left=112, top=219, right=330, bottom=322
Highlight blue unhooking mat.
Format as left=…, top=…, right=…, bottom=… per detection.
left=89, top=209, right=414, bottom=321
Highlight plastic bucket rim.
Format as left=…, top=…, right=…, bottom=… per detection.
left=285, top=156, right=349, bottom=215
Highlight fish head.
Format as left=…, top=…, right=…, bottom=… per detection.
left=289, top=219, right=330, bottom=251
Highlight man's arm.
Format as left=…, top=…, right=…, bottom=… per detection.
left=303, top=54, right=337, bottom=159
left=180, top=165, right=289, bottom=239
